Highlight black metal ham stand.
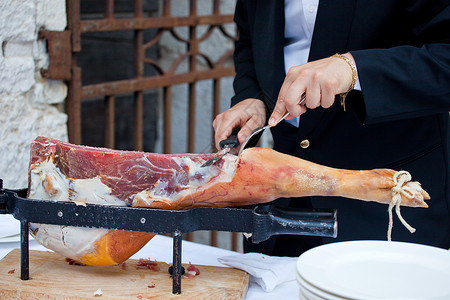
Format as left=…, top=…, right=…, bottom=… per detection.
left=0, top=180, right=337, bottom=294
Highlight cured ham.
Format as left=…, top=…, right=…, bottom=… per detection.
left=28, top=136, right=429, bottom=266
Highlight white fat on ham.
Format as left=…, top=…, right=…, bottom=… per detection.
left=172, top=155, right=237, bottom=185
left=30, top=223, right=109, bottom=260
left=29, top=156, right=125, bottom=206
left=29, top=156, right=126, bottom=259
left=131, top=154, right=237, bottom=206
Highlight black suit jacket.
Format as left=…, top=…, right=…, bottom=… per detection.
left=232, top=0, right=450, bottom=255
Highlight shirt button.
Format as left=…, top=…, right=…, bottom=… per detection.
left=308, top=5, right=316, bottom=13
left=300, top=139, right=310, bottom=149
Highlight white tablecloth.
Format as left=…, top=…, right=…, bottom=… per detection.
left=0, top=215, right=299, bottom=299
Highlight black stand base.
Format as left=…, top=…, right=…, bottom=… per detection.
left=19, top=223, right=185, bottom=294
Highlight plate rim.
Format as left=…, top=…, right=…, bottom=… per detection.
left=296, top=240, right=450, bottom=300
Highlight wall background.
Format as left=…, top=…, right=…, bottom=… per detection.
left=0, top=0, right=273, bottom=251
left=0, top=0, right=68, bottom=189
left=156, top=1, right=237, bottom=155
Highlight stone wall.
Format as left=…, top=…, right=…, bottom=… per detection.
left=0, top=0, right=68, bottom=189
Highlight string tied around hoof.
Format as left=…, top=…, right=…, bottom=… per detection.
left=387, top=171, right=416, bottom=241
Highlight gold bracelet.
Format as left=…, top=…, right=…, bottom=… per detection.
left=332, top=53, right=358, bottom=111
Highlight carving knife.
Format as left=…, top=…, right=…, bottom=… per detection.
left=200, top=129, right=240, bottom=167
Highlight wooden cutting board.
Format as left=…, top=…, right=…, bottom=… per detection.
left=0, top=249, right=249, bottom=299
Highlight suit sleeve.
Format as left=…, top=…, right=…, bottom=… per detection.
left=350, top=2, right=450, bottom=124
left=231, top=0, right=263, bottom=107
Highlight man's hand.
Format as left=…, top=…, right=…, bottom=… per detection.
left=213, top=98, right=266, bottom=152
left=269, top=53, right=355, bottom=126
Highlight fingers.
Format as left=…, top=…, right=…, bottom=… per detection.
left=305, top=74, right=321, bottom=109
left=213, top=98, right=267, bottom=151
left=321, top=79, right=337, bottom=108
left=270, top=66, right=309, bottom=126
left=270, top=54, right=355, bottom=123
left=238, top=114, right=264, bottom=144
left=213, top=113, right=240, bottom=150
left=268, top=99, right=288, bottom=126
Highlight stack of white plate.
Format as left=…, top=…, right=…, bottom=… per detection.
left=296, top=240, right=450, bottom=300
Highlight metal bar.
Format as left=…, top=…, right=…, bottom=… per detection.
left=210, top=231, right=218, bottom=247
left=213, top=79, right=221, bottom=116
left=81, top=68, right=234, bottom=100
left=232, top=232, right=239, bottom=252
left=163, top=87, right=172, bottom=154
left=80, top=15, right=234, bottom=33
left=134, top=0, right=144, bottom=17
left=172, top=231, right=182, bottom=294
left=190, top=0, right=197, bottom=16
left=66, top=0, right=81, bottom=145
left=104, top=95, right=115, bottom=148
left=20, top=220, right=29, bottom=280
left=67, top=0, right=81, bottom=52
left=105, top=0, right=114, bottom=19
left=162, top=0, right=170, bottom=16
left=6, top=195, right=253, bottom=233
left=187, top=0, right=198, bottom=155
left=134, top=92, right=144, bottom=151
left=213, top=0, right=220, bottom=14
left=187, top=80, right=196, bottom=152
left=133, top=10, right=144, bottom=151
left=67, top=67, right=82, bottom=144
left=2, top=189, right=337, bottom=248
left=4, top=189, right=337, bottom=238
left=187, top=87, right=197, bottom=152
left=212, top=78, right=221, bottom=150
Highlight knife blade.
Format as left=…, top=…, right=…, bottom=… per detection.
left=200, top=129, right=240, bottom=167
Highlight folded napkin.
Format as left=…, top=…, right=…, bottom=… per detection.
left=218, top=252, right=298, bottom=292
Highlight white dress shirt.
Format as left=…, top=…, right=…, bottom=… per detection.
left=284, top=0, right=319, bottom=76
left=284, top=0, right=319, bottom=126
left=283, top=0, right=359, bottom=127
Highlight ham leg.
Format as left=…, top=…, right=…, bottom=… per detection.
left=144, top=146, right=429, bottom=209
left=28, top=137, right=429, bottom=266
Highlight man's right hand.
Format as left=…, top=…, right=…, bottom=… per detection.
left=213, top=98, right=267, bottom=152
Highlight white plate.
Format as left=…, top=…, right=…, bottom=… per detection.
left=296, top=273, right=335, bottom=300
left=297, top=240, right=450, bottom=300
left=296, top=272, right=344, bottom=300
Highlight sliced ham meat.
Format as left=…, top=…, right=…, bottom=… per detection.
left=28, top=136, right=429, bottom=266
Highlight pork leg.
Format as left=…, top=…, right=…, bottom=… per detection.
left=28, top=137, right=429, bottom=266
left=140, top=147, right=429, bottom=209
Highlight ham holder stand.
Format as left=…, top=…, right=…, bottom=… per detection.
left=0, top=179, right=337, bottom=294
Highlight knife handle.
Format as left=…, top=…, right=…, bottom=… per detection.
left=250, top=206, right=338, bottom=243
left=219, top=128, right=240, bottom=149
